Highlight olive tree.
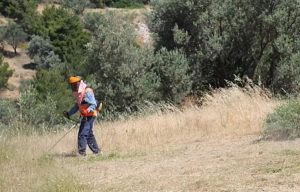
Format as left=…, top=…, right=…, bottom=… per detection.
left=4, top=22, right=27, bottom=54
left=150, top=0, right=300, bottom=94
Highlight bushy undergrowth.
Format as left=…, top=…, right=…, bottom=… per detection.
left=0, top=99, right=17, bottom=125
left=0, top=54, right=14, bottom=89
left=111, top=0, right=145, bottom=8
left=90, top=0, right=148, bottom=8
left=264, top=100, right=300, bottom=140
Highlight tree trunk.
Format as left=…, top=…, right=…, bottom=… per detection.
left=13, top=43, right=17, bottom=55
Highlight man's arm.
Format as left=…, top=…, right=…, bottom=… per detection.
left=68, top=104, right=79, bottom=116
left=85, top=90, right=97, bottom=112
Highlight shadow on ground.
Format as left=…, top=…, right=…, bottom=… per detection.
left=51, top=152, right=78, bottom=158
left=0, top=49, right=18, bottom=58
left=23, top=62, right=37, bottom=70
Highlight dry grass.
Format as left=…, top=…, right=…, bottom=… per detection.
left=0, top=16, right=9, bottom=26
left=97, top=86, right=277, bottom=154
left=40, top=86, right=276, bottom=155
left=0, top=134, right=88, bottom=192
left=1, top=86, right=285, bottom=191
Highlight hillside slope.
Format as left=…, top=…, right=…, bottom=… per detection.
left=3, top=87, right=297, bottom=192
left=0, top=6, right=151, bottom=100
left=67, top=135, right=300, bottom=192
left=0, top=45, right=35, bottom=100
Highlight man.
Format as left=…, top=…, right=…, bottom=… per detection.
left=63, top=76, right=100, bottom=156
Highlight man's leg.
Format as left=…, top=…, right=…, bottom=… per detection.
left=78, top=118, right=90, bottom=156
left=87, top=117, right=100, bottom=154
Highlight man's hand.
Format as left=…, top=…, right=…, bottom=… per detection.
left=63, top=111, right=70, bottom=119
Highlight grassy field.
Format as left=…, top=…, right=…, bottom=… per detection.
left=4, top=86, right=300, bottom=192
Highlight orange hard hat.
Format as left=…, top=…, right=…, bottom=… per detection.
left=68, top=76, right=81, bottom=84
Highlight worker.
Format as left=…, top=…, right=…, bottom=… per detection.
left=63, top=76, right=100, bottom=156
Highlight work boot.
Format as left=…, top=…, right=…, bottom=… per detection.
left=93, top=150, right=103, bottom=156
left=77, top=151, right=86, bottom=157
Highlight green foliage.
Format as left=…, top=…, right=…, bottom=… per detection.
left=89, top=0, right=107, bottom=8
left=153, top=48, right=191, bottom=103
left=28, top=35, right=53, bottom=57
left=4, top=22, right=27, bottom=54
left=22, top=4, right=42, bottom=35
left=86, top=13, right=160, bottom=114
left=150, top=0, right=300, bottom=94
left=272, top=51, right=300, bottom=94
left=37, top=6, right=90, bottom=64
left=62, top=0, right=90, bottom=15
left=83, top=12, right=105, bottom=32
left=0, top=99, right=17, bottom=125
left=19, top=69, right=73, bottom=129
left=0, top=27, right=6, bottom=50
left=264, top=100, right=300, bottom=140
left=0, top=54, right=13, bottom=88
left=86, top=13, right=191, bottom=116
left=111, top=0, right=145, bottom=8
left=89, top=0, right=148, bottom=8
left=0, top=0, right=41, bottom=35
left=0, top=0, right=38, bottom=20
left=28, top=36, right=62, bottom=69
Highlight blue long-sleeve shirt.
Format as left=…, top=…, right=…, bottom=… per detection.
left=68, top=90, right=98, bottom=116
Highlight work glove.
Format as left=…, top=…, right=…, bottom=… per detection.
left=63, top=111, right=70, bottom=119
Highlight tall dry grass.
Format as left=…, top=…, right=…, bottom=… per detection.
left=40, top=86, right=278, bottom=155
left=0, top=134, right=89, bottom=192
left=0, top=86, right=278, bottom=191
left=96, top=86, right=278, bottom=154
left=3, top=87, right=278, bottom=155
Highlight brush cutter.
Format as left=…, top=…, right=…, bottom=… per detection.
left=47, top=117, right=81, bottom=153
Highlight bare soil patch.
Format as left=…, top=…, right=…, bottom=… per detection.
left=0, top=44, right=35, bottom=100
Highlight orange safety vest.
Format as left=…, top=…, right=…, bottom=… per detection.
left=79, top=88, right=97, bottom=117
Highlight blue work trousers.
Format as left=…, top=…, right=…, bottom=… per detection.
left=78, top=116, right=100, bottom=155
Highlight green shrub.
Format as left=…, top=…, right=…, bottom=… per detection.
left=153, top=48, right=191, bottom=104
left=111, top=0, right=144, bottom=8
left=37, top=6, right=90, bottom=64
left=89, top=0, right=148, bottom=8
left=86, top=13, right=160, bottom=115
left=86, top=12, right=191, bottom=117
left=62, top=0, right=90, bottom=15
left=0, top=54, right=13, bottom=89
left=0, top=0, right=38, bottom=21
left=264, top=100, right=300, bottom=140
left=150, top=0, right=300, bottom=94
left=3, top=22, right=27, bottom=54
left=28, top=36, right=63, bottom=69
left=89, top=0, right=109, bottom=8
left=18, top=69, right=73, bottom=131
left=271, top=46, right=300, bottom=94
left=0, top=99, right=17, bottom=125
left=83, top=12, right=105, bottom=32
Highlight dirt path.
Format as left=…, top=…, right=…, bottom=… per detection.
left=60, top=135, right=300, bottom=192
